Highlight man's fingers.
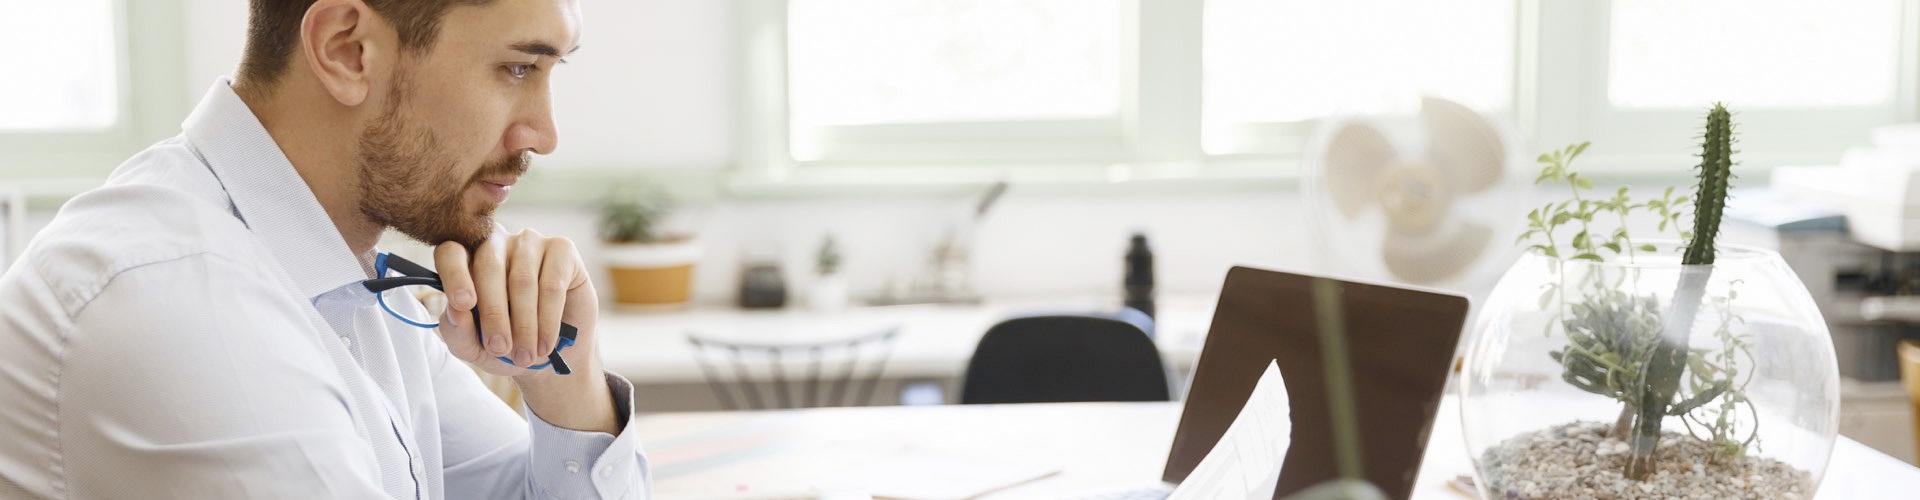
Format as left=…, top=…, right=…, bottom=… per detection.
left=435, top=294, right=485, bottom=362
left=432, top=243, right=492, bottom=368
left=507, top=229, right=545, bottom=366
left=433, top=242, right=476, bottom=318
left=535, top=237, right=575, bottom=358
left=473, top=234, right=513, bottom=358
left=432, top=226, right=592, bottom=377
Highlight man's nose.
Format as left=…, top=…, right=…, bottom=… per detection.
left=505, top=97, right=559, bottom=155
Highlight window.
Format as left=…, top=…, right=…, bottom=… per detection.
left=789, top=0, right=1121, bottom=127
left=784, top=0, right=1125, bottom=162
left=0, top=0, right=120, bottom=131
left=1608, top=0, right=1902, bottom=110
left=1566, top=0, right=1914, bottom=168
left=745, top=0, right=1920, bottom=179
left=1203, top=0, right=1516, bottom=154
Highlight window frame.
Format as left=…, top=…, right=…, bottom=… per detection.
left=739, top=0, right=1209, bottom=179
left=1199, top=0, right=1529, bottom=158
left=1532, top=0, right=1920, bottom=173
left=1, top=0, right=189, bottom=181
left=741, top=0, right=1920, bottom=186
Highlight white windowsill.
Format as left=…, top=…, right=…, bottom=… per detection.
left=7, top=151, right=1785, bottom=211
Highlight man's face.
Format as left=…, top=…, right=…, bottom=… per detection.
left=355, top=0, right=581, bottom=247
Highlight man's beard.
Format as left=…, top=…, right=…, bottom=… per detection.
left=354, top=72, right=528, bottom=248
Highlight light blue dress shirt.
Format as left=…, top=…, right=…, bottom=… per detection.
left=0, top=80, right=650, bottom=499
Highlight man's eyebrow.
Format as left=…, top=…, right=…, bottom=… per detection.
left=509, top=41, right=582, bottom=60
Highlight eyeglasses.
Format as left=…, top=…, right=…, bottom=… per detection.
left=363, top=252, right=576, bottom=375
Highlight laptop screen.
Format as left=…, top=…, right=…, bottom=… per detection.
left=1162, top=266, right=1470, bottom=499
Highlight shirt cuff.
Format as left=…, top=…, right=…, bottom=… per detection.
left=526, top=373, right=650, bottom=500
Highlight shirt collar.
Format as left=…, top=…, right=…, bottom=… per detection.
left=182, top=78, right=372, bottom=300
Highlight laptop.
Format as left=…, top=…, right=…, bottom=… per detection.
left=1083, top=266, right=1470, bottom=499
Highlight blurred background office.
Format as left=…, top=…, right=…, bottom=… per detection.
left=6, top=0, right=1920, bottom=469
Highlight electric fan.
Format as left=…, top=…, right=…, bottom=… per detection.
left=1300, top=97, right=1524, bottom=290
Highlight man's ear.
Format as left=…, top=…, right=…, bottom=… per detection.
left=299, top=0, right=388, bottom=107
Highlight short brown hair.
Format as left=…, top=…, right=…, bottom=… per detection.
left=238, top=0, right=492, bottom=87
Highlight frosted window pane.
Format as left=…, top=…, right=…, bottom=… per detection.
left=788, top=0, right=1122, bottom=127
left=1609, top=0, right=1900, bottom=109
left=0, top=0, right=119, bottom=130
left=1203, top=0, right=1515, bottom=127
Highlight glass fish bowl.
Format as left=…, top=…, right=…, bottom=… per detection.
left=1460, top=242, right=1839, bottom=499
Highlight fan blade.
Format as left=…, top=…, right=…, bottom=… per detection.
left=1324, top=123, right=1397, bottom=217
left=1421, top=97, right=1505, bottom=194
left=1382, top=220, right=1492, bottom=284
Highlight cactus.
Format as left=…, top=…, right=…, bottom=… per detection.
left=1625, top=103, right=1735, bottom=479
left=1683, top=104, right=1734, bottom=268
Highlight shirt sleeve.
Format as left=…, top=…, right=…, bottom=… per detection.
left=525, top=374, right=651, bottom=499
left=427, top=326, right=651, bottom=500
left=59, top=253, right=391, bottom=499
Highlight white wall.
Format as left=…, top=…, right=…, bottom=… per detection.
left=544, top=0, right=734, bottom=170
left=488, top=190, right=1307, bottom=306
left=181, top=0, right=246, bottom=103
left=483, top=186, right=1682, bottom=308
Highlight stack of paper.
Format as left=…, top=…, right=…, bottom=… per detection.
left=1169, top=360, right=1292, bottom=500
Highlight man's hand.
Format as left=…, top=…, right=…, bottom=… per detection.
left=434, top=229, right=618, bottom=434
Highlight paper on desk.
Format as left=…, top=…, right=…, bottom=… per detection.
left=651, top=438, right=1056, bottom=500
left=1169, top=360, right=1290, bottom=500
left=855, top=448, right=1058, bottom=499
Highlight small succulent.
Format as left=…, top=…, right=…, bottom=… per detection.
left=599, top=184, right=672, bottom=244
left=816, top=234, right=843, bottom=276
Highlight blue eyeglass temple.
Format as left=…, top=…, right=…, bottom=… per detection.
left=363, top=252, right=577, bottom=375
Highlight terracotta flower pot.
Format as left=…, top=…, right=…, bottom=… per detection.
left=605, top=238, right=699, bottom=306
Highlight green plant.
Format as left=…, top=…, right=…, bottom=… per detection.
left=1684, top=288, right=1759, bottom=466
left=1518, top=142, right=1690, bottom=263
left=816, top=234, right=843, bottom=276
left=599, top=184, right=673, bottom=244
left=1522, top=104, right=1753, bottom=481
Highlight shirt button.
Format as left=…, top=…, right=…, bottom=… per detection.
left=597, top=467, right=612, bottom=479
left=564, top=460, right=580, bottom=474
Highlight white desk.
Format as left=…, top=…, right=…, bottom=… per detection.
left=596, top=297, right=1214, bottom=403
left=635, top=398, right=1920, bottom=499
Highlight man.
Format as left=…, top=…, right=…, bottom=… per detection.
left=0, top=0, right=649, bottom=498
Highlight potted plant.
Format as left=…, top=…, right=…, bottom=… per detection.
left=808, top=234, right=849, bottom=311
left=1461, top=105, right=1840, bottom=498
left=599, top=184, right=699, bottom=307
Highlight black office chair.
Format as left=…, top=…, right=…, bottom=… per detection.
left=960, top=310, right=1171, bottom=404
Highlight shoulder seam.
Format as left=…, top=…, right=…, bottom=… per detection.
left=50, top=249, right=240, bottom=321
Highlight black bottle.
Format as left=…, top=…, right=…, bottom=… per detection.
left=1124, top=232, right=1155, bottom=318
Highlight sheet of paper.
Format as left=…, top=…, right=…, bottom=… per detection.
left=855, top=447, right=1058, bottom=499
left=1169, top=359, right=1291, bottom=500
left=651, top=440, right=1056, bottom=500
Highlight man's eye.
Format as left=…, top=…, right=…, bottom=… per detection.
left=505, top=64, right=534, bottom=79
